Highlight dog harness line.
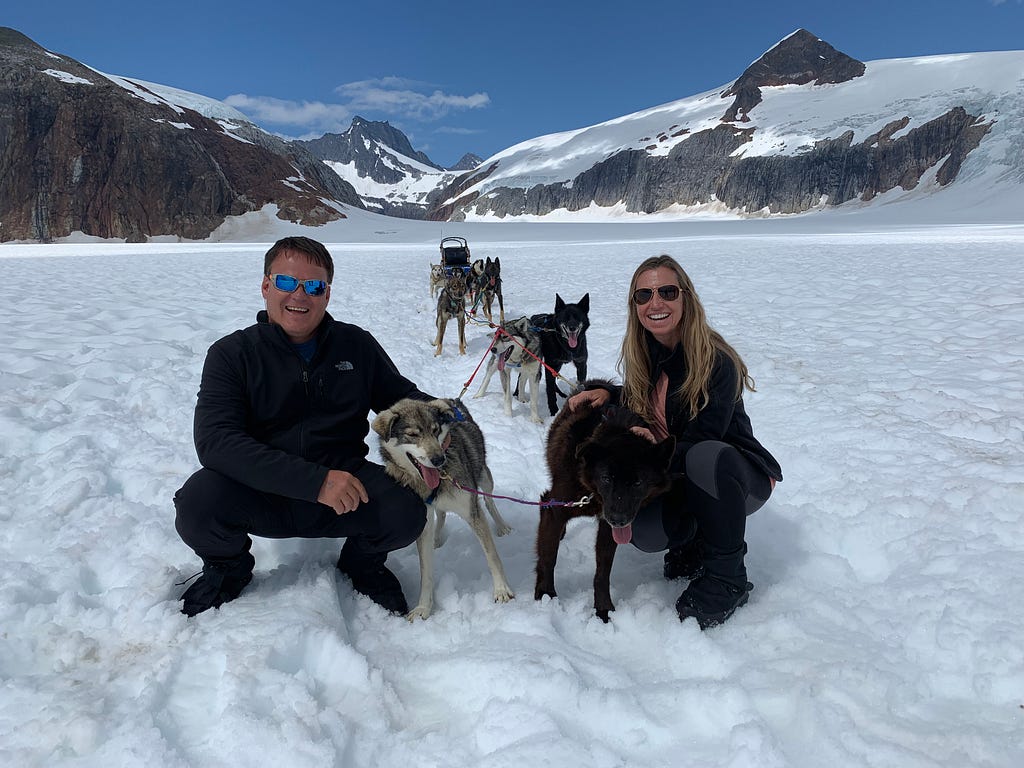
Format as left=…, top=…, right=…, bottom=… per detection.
left=462, top=313, right=576, bottom=388
left=437, top=468, right=592, bottom=508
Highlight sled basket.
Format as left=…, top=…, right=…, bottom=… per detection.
left=440, top=236, right=472, bottom=276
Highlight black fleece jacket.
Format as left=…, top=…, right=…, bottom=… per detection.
left=193, top=310, right=428, bottom=503
left=591, top=333, right=782, bottom=482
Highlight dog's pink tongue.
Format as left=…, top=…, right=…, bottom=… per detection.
left=612, top=524, right=632, bottom=545
left=567, top=331, right=579, bottom=349
left=419, top=464, right=441, bottom=490
left=497, top=346, right=513, bottom=372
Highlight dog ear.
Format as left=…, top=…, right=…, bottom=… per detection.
left=555, top=294, right=565, bottom=311
left=494, top=257, right=500, bottom=269
left=578, top=293, right=590, bottom=313
left=575, top=438, right=597, bottom=466
left=654, top=436, right=676, bottom=468
left=371, top=409, right=398, bottom=439
left=429, top=398, right=456, bottom=423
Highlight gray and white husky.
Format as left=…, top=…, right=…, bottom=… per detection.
left=473, top=316, right=543, bottom=424
left=371, top=398, right=515, bottom=619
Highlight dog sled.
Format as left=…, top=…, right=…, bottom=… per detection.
left=440, top=236, right=473, bottom=278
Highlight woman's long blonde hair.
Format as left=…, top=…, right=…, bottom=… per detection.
left=618, top=255, right=754, bottom=421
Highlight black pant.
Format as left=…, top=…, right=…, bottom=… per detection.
left=174, top=461, right=426, bottom=565
left=631, top=440, right=772, bottom=554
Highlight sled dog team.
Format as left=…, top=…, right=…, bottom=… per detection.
left=175, top=237, right=781, bottom=631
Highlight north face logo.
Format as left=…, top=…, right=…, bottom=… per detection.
left=335, top=360, right=354, bottom=371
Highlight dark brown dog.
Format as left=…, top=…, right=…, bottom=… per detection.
left=535, top=400, right=676, bottom=621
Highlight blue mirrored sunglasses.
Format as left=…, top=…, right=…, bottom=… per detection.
left=269, top=273, right=328, bottom=297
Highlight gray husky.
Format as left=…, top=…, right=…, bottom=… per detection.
left=371, top=398, right=515, bottom=619
left=473, top=316, right=543, bottom=423
left=434, top=273, right=468, bottom=356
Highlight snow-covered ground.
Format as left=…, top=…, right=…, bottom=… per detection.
left=1, top=214, right=1022, bottom=767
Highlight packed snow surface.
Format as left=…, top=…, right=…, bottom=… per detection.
left=1, top=215, right=1022, bottom=767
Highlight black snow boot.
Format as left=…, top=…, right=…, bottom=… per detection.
left=676, top=544, right=751, bottom=629
left=337, top=543, right=408, bottom=616
left=180, top=551, right=255, bottom=617
left=663, top=535, right=704, bottom=581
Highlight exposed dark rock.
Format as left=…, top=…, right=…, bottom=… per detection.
left=299, top=116, right=444, bottom=185
left=448, top=153, right=483, bottom=171
left=0, top=28, right=361, bottom=242
left=720, top=28, right=865, bottom=122
left=426, top=162, right=498, bottom=221
left=298, top=117, right=472, bottom=219
left=425, top=30, right=994, bottom=221
left=430, top=110, right=992, bottom=219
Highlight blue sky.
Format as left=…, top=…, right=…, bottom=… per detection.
left=6, top=0, right=1022, bottom=167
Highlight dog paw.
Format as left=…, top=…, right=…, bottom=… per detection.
left=406, top=604, right=432, bottom=621
left=493, top=587, right=515, bottom=603
left=493, top=523, right=513, bottom=537
left=595, top=605, right=615, bottom=623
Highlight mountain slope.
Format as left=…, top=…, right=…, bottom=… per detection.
left=427, top=29, right=1023, bottom=221
left=299, top=118, right=475, bottom=219
left=0, top=27, right=363, bottom=242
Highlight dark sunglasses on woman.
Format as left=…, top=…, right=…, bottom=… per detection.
left=268, top=273, right=328, bottom=297
left=632, top=285, right=680, bottom=305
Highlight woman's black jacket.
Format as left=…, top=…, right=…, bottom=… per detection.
left=590, top=333, right=782, bottom=482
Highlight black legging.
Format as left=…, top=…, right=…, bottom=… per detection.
left=174, top=461, right=426, bottom=565
left=631, top=440, right=772, bottom=553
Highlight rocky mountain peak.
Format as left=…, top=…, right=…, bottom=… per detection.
left=0, top=26, right=40, bottom=49
left=448, top=153, right=483, bottom=172
left=346, top=116, right=442, bottom=171
left=0, top=28, right=360, bottom=242
left=721, top=28, right=865, bottom=122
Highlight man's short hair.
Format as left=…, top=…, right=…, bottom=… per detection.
left=263, top=237, right=335, bottom=283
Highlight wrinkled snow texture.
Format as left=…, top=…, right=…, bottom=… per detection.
left=1, top=220, right=1022, bottom=768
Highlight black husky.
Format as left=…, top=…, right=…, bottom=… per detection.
left=535, top=401, right=676, bottom=621
left=530, top=293, right=590, bottom=416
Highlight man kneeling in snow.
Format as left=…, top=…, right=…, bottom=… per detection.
left=174, top=236, right=432, bottom=617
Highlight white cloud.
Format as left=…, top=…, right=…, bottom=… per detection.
left=435, top=126, right=486, bottom=135
left=223, top=79, right=489, bottom=136
left=223, top=94, right=352, bottom=129
left=335, top=78, right=490, bottom=121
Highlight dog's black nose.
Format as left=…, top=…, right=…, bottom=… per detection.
left=430, top=455, right=446, bottom=468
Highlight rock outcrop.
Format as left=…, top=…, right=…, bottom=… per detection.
left=720, top=29, right=866, bottom=122
left=427, top=29, right=997, bottom=221
left=300, top=117, right=475, bottom=219
left=0, top=28, right=361, bottom=242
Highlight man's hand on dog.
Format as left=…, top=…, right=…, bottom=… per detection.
left=318, top=469, right=368, bottom=514
left=568, top=388, right=609, bottom=411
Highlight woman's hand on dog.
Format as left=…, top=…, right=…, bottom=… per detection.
left=318, top=469, right=369, bottom=514
left=568, top=388, right=610, bottom=411
left=629, top=426, right=657, bottom=444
